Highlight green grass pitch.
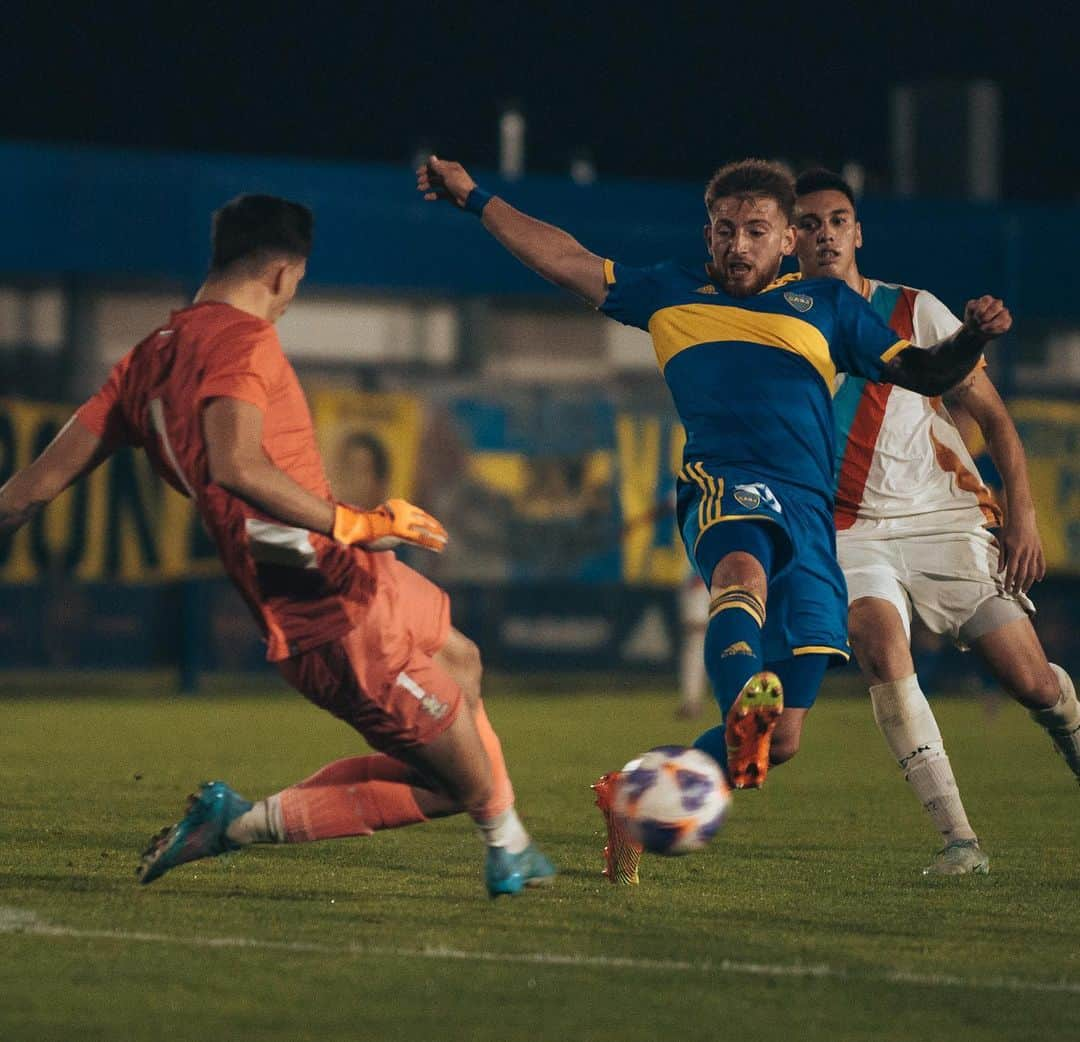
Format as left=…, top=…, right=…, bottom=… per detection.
left=1, top=673, right=1078, bottom=1042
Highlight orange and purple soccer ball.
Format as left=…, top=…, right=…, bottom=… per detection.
left=613, top=746, right=731, bottom=855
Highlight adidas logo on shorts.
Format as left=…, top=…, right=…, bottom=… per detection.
left=722, top=641, right=754, bottom=658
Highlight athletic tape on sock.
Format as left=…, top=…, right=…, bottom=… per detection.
left=906, top=756, right=977, bottom=842
left=870, top=675, right=942, bottom=768
left=1033, top=664, right=1080, bottom=733
left=1033, top=664, right=1080, bottom=777
left=225, top=797, right=282, bottom=846
left=870, top=675, right=976, bottom=841
left=474, top=807, right=530, bottom=854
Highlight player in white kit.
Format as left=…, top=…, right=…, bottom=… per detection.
left=676, top=570, right=710, bottom=719
left=621, top=490, right=711, bottom=720
left=794, top=169, right=1080, bottom=875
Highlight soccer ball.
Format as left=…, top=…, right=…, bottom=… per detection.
left=614, top=746, right=730, bottom=856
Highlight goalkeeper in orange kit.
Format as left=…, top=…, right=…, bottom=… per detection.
left=0, top=193, right=554, bottom=898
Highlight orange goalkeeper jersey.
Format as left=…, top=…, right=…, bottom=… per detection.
left=77, top=300, right=388, bottom=661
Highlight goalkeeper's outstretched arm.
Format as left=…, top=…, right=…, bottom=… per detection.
left=0, top=415, right=113, bottom=535
left=416, top=155, right=609, bottom=308
left=203, top=397, right=446, bottom=552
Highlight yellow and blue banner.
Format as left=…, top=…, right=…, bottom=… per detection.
left=2, top=392, right=1077, bottom=587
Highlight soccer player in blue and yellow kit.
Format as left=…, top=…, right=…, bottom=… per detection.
left=418, top=155, right=1012, bottom=883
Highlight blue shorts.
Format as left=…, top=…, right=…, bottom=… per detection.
left=676, top=462, right=851, bottom=680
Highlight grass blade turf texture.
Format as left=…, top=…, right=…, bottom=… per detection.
left=1, top=674, right=1078, bottom=1042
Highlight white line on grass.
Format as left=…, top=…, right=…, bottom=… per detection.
left=2, top=907, right=1078, bottom=996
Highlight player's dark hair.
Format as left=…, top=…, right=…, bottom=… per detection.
left=342, top=430, right=390, bottom=483
left=210, top=194, right=314, bottom=274
left=794, top=168, right=857, bottom=213
left=704, top=160, right=796, bottom=222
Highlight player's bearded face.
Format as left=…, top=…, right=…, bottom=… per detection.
left=705, top=196, right=796, bottom=297
left=793, top=190, right=863, bottom=280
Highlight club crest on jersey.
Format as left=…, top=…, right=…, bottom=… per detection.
left=694, top=283, right=718, bottom=295
left=733, top=482, right=782, bottom=514
left=784, top=291, right=813, bottom=313
left=734, top=487, right=760, bottom=509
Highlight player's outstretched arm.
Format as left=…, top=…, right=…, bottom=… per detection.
left=883, top=295, right=1012, bottom=397
left=416, top=155, right=608, bottom=307
left=202, top=398, right=447, bottom=552
left=945, top=369, right=1045, bottom=593
left=0, top=416, right=113, bottom=534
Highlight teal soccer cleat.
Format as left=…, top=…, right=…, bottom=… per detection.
left=485, top=843, right=557, bottom=898
left=138, top=781, right=251, bottom=885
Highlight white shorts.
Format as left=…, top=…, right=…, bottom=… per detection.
left=837, top=527, right=1034, bottom=646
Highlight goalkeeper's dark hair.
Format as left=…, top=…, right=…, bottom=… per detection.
left=794, top=168, right=858, bottom=213
left=704, top=159, right=796, bottom=222
left=210, top=194, right=314, bottom=274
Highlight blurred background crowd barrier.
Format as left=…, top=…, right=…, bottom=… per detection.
left=1, top=142, right=1077, bottom=685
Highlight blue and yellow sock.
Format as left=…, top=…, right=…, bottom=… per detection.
left=693, top=586, right=765, bottom=768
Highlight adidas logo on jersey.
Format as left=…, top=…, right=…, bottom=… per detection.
left=784, top=291, right=813, bottom=312
left=694, top=284, right=718, bottom=295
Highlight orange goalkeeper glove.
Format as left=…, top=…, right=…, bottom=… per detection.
left=332, top=498, right=448, bottom=553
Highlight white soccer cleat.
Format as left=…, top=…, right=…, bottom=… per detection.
left=922, top=838, right=990, bottom=876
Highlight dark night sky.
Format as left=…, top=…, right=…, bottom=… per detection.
left=3, top=2, right=1076, bottom=200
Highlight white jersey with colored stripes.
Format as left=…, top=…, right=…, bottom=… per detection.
left=832, top=279, right=1001, bottom=535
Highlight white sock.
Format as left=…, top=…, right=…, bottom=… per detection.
left=870, top=675, right=978, bottom=843
left=225, top=794, right=285, bottom=846
left=904, top=755, right=976, bottom=842
left=473, top=807, right=530, bottom=854
left=679, top=627, right=707, bottom=710
left=1030, top=664, right=1080, bottom=778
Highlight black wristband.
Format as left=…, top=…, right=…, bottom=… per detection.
left=464, top=187, right=493, bottom=216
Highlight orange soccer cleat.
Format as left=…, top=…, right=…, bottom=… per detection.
left=724, top=671, right=784, bottom=789
left=591, top=771, right=643, bottom=885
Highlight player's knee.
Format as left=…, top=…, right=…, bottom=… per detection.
left=848, top=616, right=893, bottom=677
left=456, top=636, right=483, bottom=709
left=440, top=631, right=483, bottom=708
left=847, top=611, right=875, bottom=654
left=769, top=707, right=806, bottom=766
left=769, top=735, right=800, bottom=765
left=710, top=552, right=768, bottom=602
left=1005, top=662, right=1060, bottom=710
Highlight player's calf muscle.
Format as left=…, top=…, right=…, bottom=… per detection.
left=769, top=713, right=806, bottom=764
left=436, top=630, right=483, bottom=707
left=413, top=709, right=493, bottom=811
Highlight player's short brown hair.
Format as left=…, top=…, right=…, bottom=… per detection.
left=210, top=194, right=314, bottom=274
left=704, top=160, right=796, bottom=222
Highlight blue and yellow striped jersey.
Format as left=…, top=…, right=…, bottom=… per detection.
left=600, top=261, right=909, bottom=503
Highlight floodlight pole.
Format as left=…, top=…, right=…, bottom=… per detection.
left=499, top=106, right=525, bottom=181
